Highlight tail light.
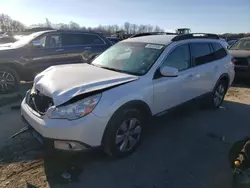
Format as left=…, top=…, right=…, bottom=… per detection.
left=231, top=57, right=235, bottom=64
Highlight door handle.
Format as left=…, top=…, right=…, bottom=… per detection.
left=56, top=49, right=64, bottom=52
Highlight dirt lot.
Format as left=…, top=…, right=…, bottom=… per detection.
left=1, top=84, right=250, bottom=188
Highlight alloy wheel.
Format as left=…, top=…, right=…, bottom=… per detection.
left=213, top=84, right=226, bottom=107
left=115, top=118, right=142, bottom=152
left=0, top=71, right=15, bottom=92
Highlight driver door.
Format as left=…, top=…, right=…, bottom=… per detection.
left=153, top=44, right=196, bottom=114
left=27, top=33, right=66, bottom=73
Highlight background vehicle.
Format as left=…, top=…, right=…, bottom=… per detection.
left=227, top=39, right=238, bottom=47
left=106, top=37, right=121, bottom=44
left=0, top=30, right=112, bottom=92
left=0, top=35, right=17, bottom=44
left=219, top=38, right=229, bottom=48
left=228, top=37, right=250, bottom=81
left=176, top=28, right=191, bottom=34
left=21, top=33, right=235, bottom=158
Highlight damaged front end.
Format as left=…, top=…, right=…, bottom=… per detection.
left=25, top=88, right=54, bottom=115
left=26, top=88, right=102, bottom=120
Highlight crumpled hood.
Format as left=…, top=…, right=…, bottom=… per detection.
left=34, top=64, right=139, bottom=106
left=229, top=50, right=250, bottom=58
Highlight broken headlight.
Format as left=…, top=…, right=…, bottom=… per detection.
left=46, top=93, right=101, bottom=120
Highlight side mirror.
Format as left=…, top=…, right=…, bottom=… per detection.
left=31, top=40, right=42, bottom=48
left=160, top=66, right=178, bottom=77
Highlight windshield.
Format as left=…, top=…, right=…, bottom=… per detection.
left=11, top=31, right=46, bottom=48
left=92, top=42, right=165, bottom=75
left=229, top=39, right=250, bottom=50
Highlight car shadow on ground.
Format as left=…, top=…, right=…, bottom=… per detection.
left=41, top=100, right=250, bottom=188
left=1, top=100, right=250, bottom=188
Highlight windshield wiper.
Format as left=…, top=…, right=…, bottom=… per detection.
left=97, top=66, right=140, bottom=76
left=99, top=66, right=125, bottom=73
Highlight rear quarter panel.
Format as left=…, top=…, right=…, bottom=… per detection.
left=216, top=54, right=235, bottom=87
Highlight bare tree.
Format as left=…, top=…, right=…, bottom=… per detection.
left=0, top=14, right=25, bottom=32
left=0, top=14, right=169, bottom=38
left=131, top=24, right=138, bottom=34
left=114, top=24, right=119, bottom=32
left=138, top=24, right=147, bottom=33
left=81, top=26, right=87, bottom=31
left=146, top=25, right=153, bottom=32
left=11, top=20, right=25, bottom=31
left=69, top=21, right=80, bottom=30
left=124, top=22, right=130, bottom=34
left=56, top=23, right=69, bottom=29
left=154, top=26, right=161, bottom=32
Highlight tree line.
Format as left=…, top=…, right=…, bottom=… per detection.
left=0, top=14, right=164, bottom=35
left=0, top=13, right=249, bottom=38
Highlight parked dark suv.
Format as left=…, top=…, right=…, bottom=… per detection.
left=0, top=30, right=112, bottom=92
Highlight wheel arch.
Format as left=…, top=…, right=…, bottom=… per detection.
left=217, top=73, right=230, bottom=89
left=101, top=100, right=152, bottom=145
left=0, top=62, right=22, bottom=78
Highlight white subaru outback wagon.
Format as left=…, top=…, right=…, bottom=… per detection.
left=21, top=33, right=235, bottom=157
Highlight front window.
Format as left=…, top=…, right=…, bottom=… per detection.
left=11, top=31, right=47, bottom=48
left=229, top=39, right=250, bottom=50
left=61, top=33, right=104, bottom=46
left=36, top=34, right=62, bottom=48
left=92, top=42, right=165, bottom=75
left=161, top=44, right=190, bottom=71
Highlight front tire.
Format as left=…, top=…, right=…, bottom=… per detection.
left=103, top=108, right=145, bottom=158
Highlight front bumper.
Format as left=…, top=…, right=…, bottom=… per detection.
left=21, top=98, right=110, bottom=151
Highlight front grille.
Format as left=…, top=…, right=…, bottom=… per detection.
left=234, top=57, right=249, bottom=66
left=26, top=90, right=54, bottom=115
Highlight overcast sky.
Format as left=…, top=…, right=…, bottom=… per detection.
left=0, top=0, right=249, bottom=34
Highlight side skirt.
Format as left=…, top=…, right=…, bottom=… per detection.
left=154, top=92, right=212, bottom=117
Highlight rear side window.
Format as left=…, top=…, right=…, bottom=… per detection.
left=61, top=33, right=105, bottom=46
left=212, top=43, right=227, bottom=60
left=84, top=34, right=105, bottom=45
left=190, top=43, right=214, bottom=66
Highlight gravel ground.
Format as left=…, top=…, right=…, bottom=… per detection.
left=0, top=84, right=250, bottom=188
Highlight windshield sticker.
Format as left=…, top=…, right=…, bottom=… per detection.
left=145, top=44, right=163, bottom=49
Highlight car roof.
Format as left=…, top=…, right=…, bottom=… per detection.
left=239, top=37, right=250, bottom=40
left=31, top=29, right=103, bottom=36
left=122, top=34, right=222, bottom=45
left=55, top=30, right=102, bottom=35
left=123, top=35, right=176, bottom=45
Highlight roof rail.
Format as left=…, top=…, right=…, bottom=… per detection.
left=130, top=32, right=177, bottom=38
left=171, top=33, right=219, bottom=41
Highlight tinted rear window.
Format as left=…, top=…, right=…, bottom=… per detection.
left=191, top=43, right=214, bottom=65
left=61, top=33, right=104, bottom=46
left=212, top=43, right=227, bottom=60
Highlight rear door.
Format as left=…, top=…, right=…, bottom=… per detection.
left=189, top=42, right=217, bottom=96
left=61, top=33, right=110, bottom=63
left=153, top=44, right=195, bottom=113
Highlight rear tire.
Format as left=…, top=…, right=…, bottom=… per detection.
left=103, top=108, right=145, bottom=158
left=206, top=80, right=228, bottom=109
left=0, top=66, right=20, bottom=93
